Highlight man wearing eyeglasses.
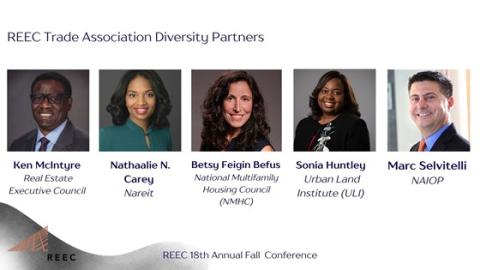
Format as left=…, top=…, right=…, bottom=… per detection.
left=9, top=72, right=89, bottom=151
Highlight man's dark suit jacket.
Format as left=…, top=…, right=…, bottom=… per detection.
left=9, top=120, right=89, bottom=151
left=410, top=124, right=470, bottom=152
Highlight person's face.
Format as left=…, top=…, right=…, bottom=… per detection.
left=125, top=76, right=156, bottom=127
left=409, top=80, right=453, bottom=137
left=31, top=79, right=71, bottom=135
left=317, top=78, right=345, bottom=116
left=222, top=81, right=253, bottom=132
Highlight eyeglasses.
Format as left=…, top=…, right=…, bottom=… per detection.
left=30, top=93, right=67, bottom=104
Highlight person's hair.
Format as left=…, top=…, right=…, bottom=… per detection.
left=408, top=71, right=453, bottom=98
left=200, top=70, right=270, bottom=151
left=31, top=71, right=72, bottom=98
left=106, top=70, right=171, bottom=128
left=309, top=70, right=360, bottom=120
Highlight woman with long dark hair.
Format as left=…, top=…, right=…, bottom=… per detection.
left=201, top=70, right=273, bottom=151
left=100, top=70, right=172, bottom=151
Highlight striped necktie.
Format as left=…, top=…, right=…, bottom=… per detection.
left=39, top=137, right=49, bottom=151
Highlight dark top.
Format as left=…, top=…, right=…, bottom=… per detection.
left=225, top=136, right=272, bottom=151
left=294, top=113, right=370, bottom=151
left=100, top=118, right=172, bottom=151
left=201, top=135, right=272, bottom=151
left=410, top=123, right=469, bottom=151
left=9, top=120, right=89, bottom=151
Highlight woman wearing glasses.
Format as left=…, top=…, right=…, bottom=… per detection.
left=294, top=70, right=370, bottom=151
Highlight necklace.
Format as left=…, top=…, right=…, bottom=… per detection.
left=309, top=122, right=335, bottom=152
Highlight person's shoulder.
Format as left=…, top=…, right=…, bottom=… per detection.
left=296, top=116, right=316, bottom=129
left=73, top=127, right=89, bottom=140
left=339, top=112, right=362, bottom=121
left=68, top=124, right=89, bottom=151
left=13, top=129, right=37, bottom=142
left=337, top=113, right=366, bottom=127
left=100, top=125, right=120, bottom=134
left=299, top=116, right=316, bottom=124
left=100, top=124, right=129, bottom=138
left=99, top=126, right=117, bottom=151
left=255, top=136, right=272, bottom=151
left=153, top=126, right=171, bottom=134
left=9, top=129, right=36, bottom=151
left=440, top=124, right=470, bottom=151
left=150, top=126, right=171, bottom=139
left=448, top=133, right=470, bottom=151
left=409, top=141, right=419, bottom=151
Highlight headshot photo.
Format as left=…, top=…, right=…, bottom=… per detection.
left=8, top=70, right=89, bottom=152
left=388, top=70, right=470, bottom=151
left=294, top=69, right=375, bottom=151
left=192, top=70, right=281, bottom=151
left=99, top=70, right=181, bottom=151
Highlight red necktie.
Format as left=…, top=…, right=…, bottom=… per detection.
left=39, top=137, right=49, bottom=151
left=418, top=139, right=426, bottom=152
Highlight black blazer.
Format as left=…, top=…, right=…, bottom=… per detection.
left=410, top=124, right=469, bottom=151
left=9, top=120, right=89, bottom=151
left=294, top=113, right=370, bottom=151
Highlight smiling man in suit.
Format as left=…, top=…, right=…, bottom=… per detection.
left=408, top=71, right=469, bottom=152
left=9, top=72, right=89, bottom=151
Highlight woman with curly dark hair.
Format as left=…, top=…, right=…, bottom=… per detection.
left=200, top=70, right=274, bottom=151
left=294, top=70, right=370, bottom=151
left=100, top=70, right=172, bottom=151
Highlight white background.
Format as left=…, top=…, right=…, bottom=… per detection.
left=1, top=1, right=479, bottom=269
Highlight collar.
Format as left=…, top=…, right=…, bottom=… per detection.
left=35, top=120, right=68, bottom=151
left=126, top=118, right=152, bottom=135
left=423, top=123, right=451, bottom=151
